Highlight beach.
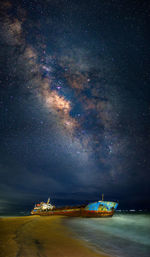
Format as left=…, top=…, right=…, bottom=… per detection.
left=0, top=215, right=108, bottom=257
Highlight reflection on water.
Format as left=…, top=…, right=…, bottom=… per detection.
left=65, top=213, right=150, bottom=257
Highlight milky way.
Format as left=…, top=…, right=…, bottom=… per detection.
left=0, top=0, right=150, bottom=211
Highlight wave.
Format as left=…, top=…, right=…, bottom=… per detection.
left=65, top=213, right=150, bottom=257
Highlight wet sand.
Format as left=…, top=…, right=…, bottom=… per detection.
left=0, top=215, right=109, bottom=257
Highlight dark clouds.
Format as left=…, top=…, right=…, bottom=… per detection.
left=0, top=0, right=150, bottom=213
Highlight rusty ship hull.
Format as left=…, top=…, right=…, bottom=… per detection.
left=31, top=206, right=81, bottom=217
left=80, top=209, right=114, bottom=217
left=31, top=198, right=118, bottom=218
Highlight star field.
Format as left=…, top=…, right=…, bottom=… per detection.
left=0, top=0, right=150, bottom=213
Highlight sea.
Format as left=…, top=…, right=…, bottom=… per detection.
left=64, top=212, right=150, bottom=257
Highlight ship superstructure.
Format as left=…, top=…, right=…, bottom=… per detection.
left=31, top=198, right=54, bottom=214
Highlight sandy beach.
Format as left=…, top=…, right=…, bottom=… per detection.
left=0, top=215, right=108, bottom=257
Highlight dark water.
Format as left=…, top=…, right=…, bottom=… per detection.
left=65, top=213, right=150, bottom=257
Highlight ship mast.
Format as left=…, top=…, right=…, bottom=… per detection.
left=102, top=193, right=104, bottom=201
left=47, top=198, right=50, bottom=204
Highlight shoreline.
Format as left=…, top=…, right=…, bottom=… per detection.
left=0, top=215, right=110, bottom=257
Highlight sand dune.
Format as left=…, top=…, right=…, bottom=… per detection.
left=0, top=215, right=109, bottom=257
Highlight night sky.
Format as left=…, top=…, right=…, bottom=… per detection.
left=0, top=0, right=150, bottom=214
